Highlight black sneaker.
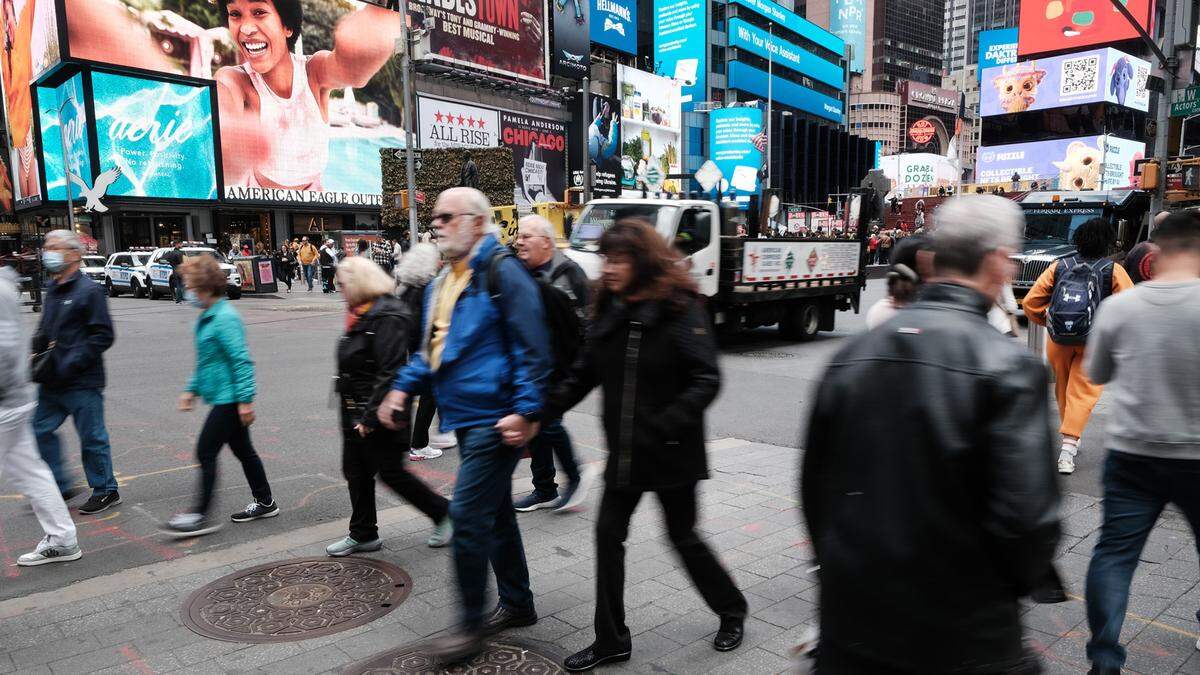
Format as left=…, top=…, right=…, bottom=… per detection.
left=78, top=491, right=122, bottom=515
left=231, top=500, right=279, bottom=522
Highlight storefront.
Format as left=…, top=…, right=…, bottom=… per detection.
left=288, top=213, right=354, bottom=242
left=115, top=213, right=186, bottom=250
left=216, top=211, right=275, bottom=255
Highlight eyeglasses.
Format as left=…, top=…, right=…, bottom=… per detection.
left=431, top=212, right=478, bottom=226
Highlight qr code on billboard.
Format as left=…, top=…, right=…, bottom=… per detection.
left=1134, top=64, right=1150, bottom=99
left=1061, top=55, right=1101, bottom=96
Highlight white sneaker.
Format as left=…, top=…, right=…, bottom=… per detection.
left=429, top=432, right=457, bottom=450
left=1057, top=450, right=1076, bottom=475
left=17, top=537, right=82, bottom=566
left=409, top=446, right=443, bottom=461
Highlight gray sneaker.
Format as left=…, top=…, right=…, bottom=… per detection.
left=17, top=537, right=82, bottom=566
left=326, top=536, right=383, bottom=557
left=427, top=517, right=453, bottom=548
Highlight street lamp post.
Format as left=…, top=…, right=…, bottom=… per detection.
left=395, top=0, right=421, bottom=247
left=766, top=22, right=773, bottom=193
left=57, top=96, right=77, bottom=235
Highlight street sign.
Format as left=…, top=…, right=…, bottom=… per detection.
left=1171, top=86, right=1200, bottom=117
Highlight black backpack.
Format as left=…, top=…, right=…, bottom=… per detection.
left=1046, top=256, right=1113, bottom=345
left=485, top=249, right=584, bottom=374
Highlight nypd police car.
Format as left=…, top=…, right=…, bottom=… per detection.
left=146, top=243, right=242, bottom=300
left=81, top=255, right=107, bottom=283
left=103, top=249, right=153, bottom=297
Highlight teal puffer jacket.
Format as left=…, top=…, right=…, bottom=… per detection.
left=186, top=299, right=255, bottom=404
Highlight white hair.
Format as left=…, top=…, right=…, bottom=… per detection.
left=442, top=187, right=498, bottom=234
left=44, top=229, right=84, bottom=253
left=931, top=195, right=1023, bottom=275
left=394, top=242, right=441, bottom=289
left=517, top=214, right=555, bottom=239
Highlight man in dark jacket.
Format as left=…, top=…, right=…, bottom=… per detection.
left=32, top=230, right=120, bottom=515
left=511, top=214, right=596, bottom=513
left=162, top=240, right=185, bottom=303
left=802, top=196, right=1061, bottom=674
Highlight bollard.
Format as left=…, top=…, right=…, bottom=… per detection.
left=1026, top=322, right=1053, bottom=380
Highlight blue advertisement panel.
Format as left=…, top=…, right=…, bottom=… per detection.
left=975, top=135, right=1145, bottom=188
left=709, top=106, right=765, bottom=207
left=592, top=0, right=637, bottom=54
left=91, top=72, right=218, bottom=200
left=980, top=47, right=1151, bottom=117
left=727, top=18, right=843, bottom=89
left=977, top=28, right=1018, bottom=83
left=37, top=73, right=93, bottom=203
left=727, top=61, right=843, bottom=123
left=653, top=0, right=706, bottom=109
left=729, top=0, right=844, bottom=56
left=828, top=0, right=866, bottom=73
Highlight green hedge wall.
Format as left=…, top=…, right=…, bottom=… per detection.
left=381, top=147, right=515, bottom=233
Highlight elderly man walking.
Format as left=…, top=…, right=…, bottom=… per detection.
left=379, top=187, right=551, bottom=662
left=802, top=196, right=1061, bottom=673
left=32, top=230, right=120, bottom=515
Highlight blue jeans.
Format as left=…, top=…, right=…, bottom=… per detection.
left=33, top=388, right=118, bottom=495
left=450, top=426, right=534, bottom=631
left=303, top=263, right=316, bottom=290
left=529, top=418, right=580, bottom=497
left=1085, top=451, right=1200, bottom=668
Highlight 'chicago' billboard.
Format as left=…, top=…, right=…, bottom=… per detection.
left=63, top=0, right=413, bottom=207
left=591, top=0, right=636, bottom=54
left=1017, top=0, right=1152, bottom=57
left=980, top=48, right=1151, bottom=116
left=653, top=0, right=705, bottom=108
left=975, top=135, right=1145, bottom=188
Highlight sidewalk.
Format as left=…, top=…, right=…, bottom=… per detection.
left=1, top=439, right=1196, bottom=674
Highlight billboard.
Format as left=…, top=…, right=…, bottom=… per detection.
left=729, top=0, right=844, bottom=58
left=975, top=135, right=1146, bottom=188
left=2, top=0, right=60, bottom=207
left=63, top=0, right=410, bottom=207
left=91, top=72, right=218, bottom=200
left=878, top=152, right=960, bottom=195
left=727, top=61, right=843, bottom=123
left=553, top=0, right=590, bottom=77
left=828, top=0, right=865, bottom=73
left=408, top=0, right=549, bottom=84
left=653, top=0, right=705, bottom=108
left=36, top=73, right=92, bottom=203
left=980, top=48, right=1151, bottom=116
left=977, top=28, right=1018, bottom=83
left=727, top=18, right=843, bottom=89
left=418, top=97, right=501, bottom=149
left=591, top=0, right=636, bottom=54
left=570, top=93, right=622, bottom=197
left=902, top=81, right=958, bottom=114
left=1017, top=0, right=1152, bottom=57
left=617, top=66, right=681, bottom=196
left=708, top=106, right=764, bottom=207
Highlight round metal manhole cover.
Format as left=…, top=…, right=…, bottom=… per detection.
left=345, top=637, right=566, bottom=674
left=182, top=557, right=412, bottom=643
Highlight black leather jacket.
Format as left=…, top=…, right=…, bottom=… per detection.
left=336, top=295, right=413, bottom=433
left=802, top=283, right=1061, bottom=673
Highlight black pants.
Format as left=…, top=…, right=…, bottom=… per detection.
left=593, top=483, right=747, bottom=651
left=342, top=419, right=449, bottom=542
left=280, top=267, right=292, bottom=290
left=195, top=404, right=272, bottom=515
left=410, top=395, right=437, bottom=450
left=321, top=265, right=336, bottom=293
left=816, top=641, right=1042, bottom=674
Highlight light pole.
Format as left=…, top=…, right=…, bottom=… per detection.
left=582, top=76, right=591, bottom=203
left=394, top=0, right=423, bottom=247
left=57, top=95, right=77, bottom=235
left=766, top=22, right=773, bottom=192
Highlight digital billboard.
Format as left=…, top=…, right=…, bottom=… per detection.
left=727, top=61, right=843, bottom=123
left=980, top=48, right=1151, bottom=117
left=591, top=0, right=636, bottom=54
left=977, top=28, right=1018, bottom=83
left=63, top=0, right=409, bottom=207
left=709, top=106, right=765, bottom=207
left=618, top=66, right=682, bottom=196
left=552, top=0, right=590, bottom=78
left=408, top=0, right=549, bottom=84
left=975, top=135, right=1145, bottom=188
left=653, top=0, right=705, bottom=108
left=570, top=93, right=622, bottom=197
left=2, top=0, right=60, bottom=207
left=878, top=152, right=960, bottom=195
left=36, top=73, right=92, bottom=203
left=91, top=72, right=218, bottom=200
left=727, top=18, right=843, bottom=89
left=1017, top=0, right=1152, bottom=57
left=828, top=0, right=865, bottom=73
left=729, top=0, right=845, bottom=57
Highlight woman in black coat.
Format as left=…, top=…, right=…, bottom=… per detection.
left=272, top=244, right=295, bottom=292
left=546, top=219, right=747, bottom=672
left=324, top=256, right=451, bottom=557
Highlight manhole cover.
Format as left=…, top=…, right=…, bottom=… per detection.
left=345, top=637, right=566, bottom=674
left=182, top=557, right=411, bottom=643
left=736, top=350, right=796, bottom=359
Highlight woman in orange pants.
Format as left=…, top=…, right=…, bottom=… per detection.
left=1024, top=218, right=1132, bottom=475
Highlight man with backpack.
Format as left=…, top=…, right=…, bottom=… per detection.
left=1024, top=218, right=1132, bottom=474
left=377, top=188, right=550, bottom=663
left=511, top=215, right=597, bottom=513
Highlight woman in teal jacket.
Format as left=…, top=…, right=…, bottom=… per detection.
left=165, top=256, right=277, bottom=537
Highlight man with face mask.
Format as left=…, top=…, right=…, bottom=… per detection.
left=31, top=230, right=120, bottom=515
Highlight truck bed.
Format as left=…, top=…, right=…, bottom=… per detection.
left=719, top=236, right=865, bottom=302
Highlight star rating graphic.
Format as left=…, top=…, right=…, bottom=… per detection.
left=432, top=110, right=486, bottom=128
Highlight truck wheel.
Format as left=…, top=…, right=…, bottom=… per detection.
left=227, top=288, right=242, bottom=300
left=132, top=279, right=146, bottom=298
left=780, top=302, right=821, bottom=341
left=106, top=280, right=119, bottom=297
left=148, top=282, right=160, bottom=300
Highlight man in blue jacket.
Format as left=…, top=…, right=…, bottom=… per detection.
left=379, top=187, right=550, bottom=662
left=32, top=230, right=120, bottom=515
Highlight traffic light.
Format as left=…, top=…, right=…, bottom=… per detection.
left=1139, top=160, right=1160, bottom=190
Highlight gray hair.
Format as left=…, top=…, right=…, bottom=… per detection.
left=931, top=196, right=1023, bottom=276
left=517, top=214, right=555, bottom=239
left=441, top=187, right=498, bottom=235
left=394, top=242, right=441, bottom=290
left=44, top=229, right=85, bottom=253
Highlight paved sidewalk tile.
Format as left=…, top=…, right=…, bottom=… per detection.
left=1, top=439, right=1197, bottom=674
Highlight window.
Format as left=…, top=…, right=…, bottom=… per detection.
left=675, top=208, right=712, bottom=256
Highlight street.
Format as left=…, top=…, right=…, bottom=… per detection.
left=1, top=280, right=1197, bottom=674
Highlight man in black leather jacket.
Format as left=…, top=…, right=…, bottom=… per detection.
left=802, top=196, right=1061, bottom=674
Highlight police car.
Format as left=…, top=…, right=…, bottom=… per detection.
left=81, top=255, right=107, bottom=283
left=146, top=242, right=242, bottom=300
left=103, top=248, right=153, bottom=297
